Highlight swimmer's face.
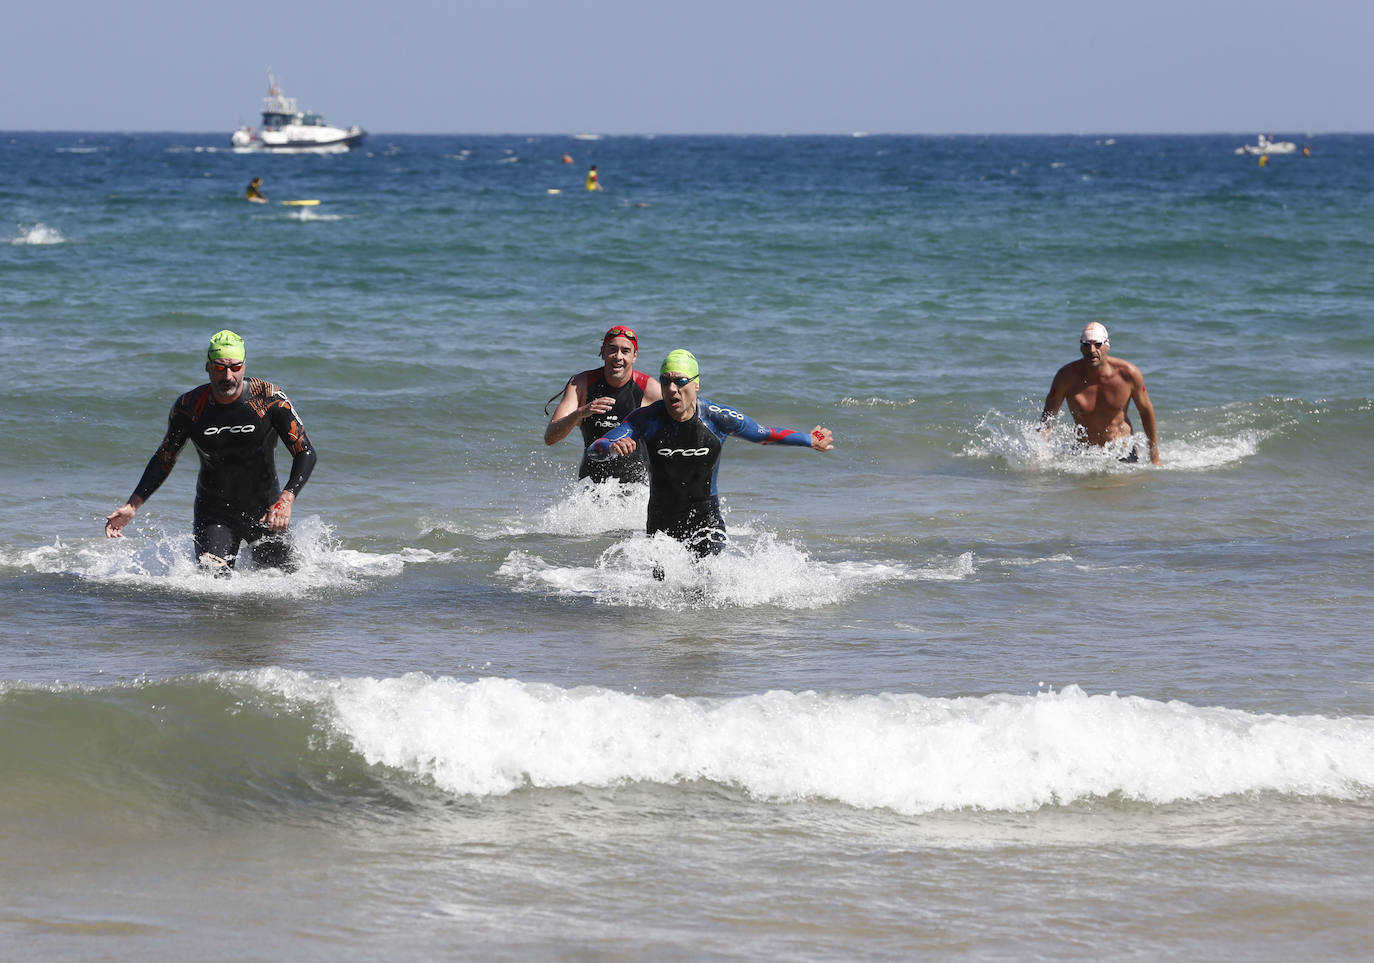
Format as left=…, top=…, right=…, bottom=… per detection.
left=206, top=358, right=246, bottom=402
left=600, top=336, right=637, bottom=382
left=1080, top=339, right=1108, bottom=366
left=660, top=371, right=699, bottom=421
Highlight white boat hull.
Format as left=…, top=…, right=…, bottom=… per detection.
left=232, top=125, right=365, bottom=154
left=1235, top=136, right=1297, bottom=156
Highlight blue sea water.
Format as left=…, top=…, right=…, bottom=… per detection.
left=2, top=130, right=1373, bottom=959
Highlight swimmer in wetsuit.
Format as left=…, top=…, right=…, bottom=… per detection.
left=245, top=176, right=266, bottom=203
left=544, top=325, right=662, bottom=483
left=587, top=349, right=834, bottom=560
left=104, top=330, right=317, bottom=572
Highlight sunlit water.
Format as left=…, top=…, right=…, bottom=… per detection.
left=2, top=131, right=1372, bottom=959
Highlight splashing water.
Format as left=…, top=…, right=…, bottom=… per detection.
left=0, top=517, right=451, bottom=599
left=11, top=223, right=66, bottom=245
left=497, top=529, right=967, bottom=610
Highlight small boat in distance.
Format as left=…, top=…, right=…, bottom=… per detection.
left=231, top=71, right=365, bottom=153
left=1235, top=133, right=1297, bottom=156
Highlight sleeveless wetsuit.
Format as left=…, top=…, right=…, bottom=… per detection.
left=588, top=397, right=813, bottom=556
left=575, top=368, right=651, bottom=484
left=133, top=378, right=316, bottom=569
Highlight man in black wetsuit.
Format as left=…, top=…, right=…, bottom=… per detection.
left=588, top=349, right=834, bottom=562
left=104, top=330, right=317, bottom=572
left=543, top=325, right=662, bottom=483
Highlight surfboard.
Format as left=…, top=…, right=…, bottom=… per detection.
left=281, top=199, right=321, bottom=206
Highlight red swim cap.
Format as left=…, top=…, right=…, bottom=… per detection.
left=602, top=325, right=638, bottom=346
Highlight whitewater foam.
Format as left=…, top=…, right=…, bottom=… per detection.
left=11, top=223, right=66, bottom=245
left=1, top=517, right=452, bottom=598
left=234, top=671, right=1374, bottom=815
left=497, top=531, right=965, bottom=609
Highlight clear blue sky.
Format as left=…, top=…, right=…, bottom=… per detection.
left=7, top=0, right=1366, bottom=134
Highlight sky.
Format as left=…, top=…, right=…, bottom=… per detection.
left=6, top=0, right=1368, bottom=134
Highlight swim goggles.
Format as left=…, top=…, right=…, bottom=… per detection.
left=660, top=374, right=698, bottom=388
left=603, top=325, right=638, bottom=345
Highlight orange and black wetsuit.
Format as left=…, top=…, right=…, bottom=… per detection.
left=133, top=378, right=316, bottom=568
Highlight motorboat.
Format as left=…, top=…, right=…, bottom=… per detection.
left=1235, top=134, right=1297, bottom=156
left=231, top=71, right=365, bottom=153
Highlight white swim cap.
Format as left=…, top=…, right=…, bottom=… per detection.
left=1080, top=322, right=1110, bottom=345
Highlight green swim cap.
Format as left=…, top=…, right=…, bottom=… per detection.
left=660, top=349, right=699, bottom=380
left=206, top=329, right=246, bottom=362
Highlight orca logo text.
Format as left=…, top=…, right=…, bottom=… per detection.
left=204, top=425, right=255, bottom=435
left=657, top=447, right=711, bottom=457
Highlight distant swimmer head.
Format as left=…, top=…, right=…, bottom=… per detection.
left=660, top=349, right=700, bottom=385
left=1080, top=322, right=1110, bottom=347
left=206, top=329, right=246, bottom=362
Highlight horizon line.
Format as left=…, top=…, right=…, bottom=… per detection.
left=1, top=128, right=1362, bottom=138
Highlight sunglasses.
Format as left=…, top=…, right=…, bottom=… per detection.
left=211, top=359, right=245, bottom=371
left=660, top=375, right=698, bottom=388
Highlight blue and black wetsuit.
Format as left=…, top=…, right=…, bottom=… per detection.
left=133, top=378, right=316, bottom=569
left=588, top=397, right=813, bottom=557
left=576, top=369, right=651, bottom=483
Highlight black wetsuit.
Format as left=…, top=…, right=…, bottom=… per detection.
left=589, top=397, right=814, bottom=558
left=133, top=379, right=316, bottom=569
left=575, top=369, right=650, bottom=483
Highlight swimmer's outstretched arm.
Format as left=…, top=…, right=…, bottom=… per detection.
left=715, top=405, right=833, bottom=450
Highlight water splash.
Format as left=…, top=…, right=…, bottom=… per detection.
left=11, top=223, right=66, bottom=245
left=1, top=517, right=451, bottom=598
left=496, top=530, right=965, bottom=609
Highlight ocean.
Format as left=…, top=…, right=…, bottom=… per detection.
left=2, top=130, right=1372, bottom=959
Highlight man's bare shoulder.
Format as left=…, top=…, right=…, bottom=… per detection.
left=1051, top=359, right=1084, bottom=384
left=1106, top=357, right=1147, bottom=384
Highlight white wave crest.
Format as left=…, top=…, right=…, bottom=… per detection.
left=241, top=671, right=1374, bottom=814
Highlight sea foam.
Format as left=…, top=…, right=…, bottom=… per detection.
left=240, top=670, right=1374, bottom=814
left=11, top=223, right=65, bottom=245
left=2, top=517, right=449, bottom=598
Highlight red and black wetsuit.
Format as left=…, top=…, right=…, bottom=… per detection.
left=575, top=368, right=651, bottom=483
left=133, top=378, right=316, bottom=568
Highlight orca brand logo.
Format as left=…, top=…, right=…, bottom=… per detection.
left=204, top=424, right=256, bottom=436
left=657, top=447, right=711, bottom=457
